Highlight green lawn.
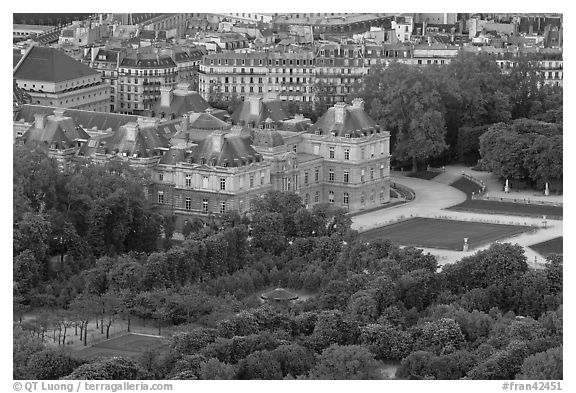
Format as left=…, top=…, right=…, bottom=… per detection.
left=448, top=199, right=562, bottom=218
left=529, top=237, right=563, bottom=257
left=359, top=217, right=533, bottom=251
left=450, top=177, right=484, bottom=197
left=73, top=333, right=168, bottom=360
left=407, top=171, right=441, bottom=180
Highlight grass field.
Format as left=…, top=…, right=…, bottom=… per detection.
left=407, top=171, right=441, bottom=180
left=450, top=177, right=484, bottom=197
left=73, top=333, right=168, bottom=360
left=447, top=199, right=563, bottom=218
left=359, top=217, right=533, bottom=251
left=529, top=237, right=563, bottom=256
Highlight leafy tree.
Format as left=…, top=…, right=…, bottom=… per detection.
left=359, top=323, right=412, bottom=360
left=309, top=344, right=380, bottom=380
left=272, top=344, right=317, bottom=378
left=397, top=350, right=437, bottom=380
left=64, top=357, right=152, bottom=380
left=13, top=324, right=45, bottom=379
left=411, top=318, right=465, bottom=355
left=27, top=349, right=81, bottom=380
left=517, top=346, right=562, bottom=380
left=236, top=350, right=283, bottom=380
left=429, top=350, right=478, bottom=380
left=308, top=310, right=359, bottom=351
left=250, top=212, right=286, bottom=255
left=199, top=358, right=236, bottom=380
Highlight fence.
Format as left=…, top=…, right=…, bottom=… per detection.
left=472, top=194, right=563, bottom=207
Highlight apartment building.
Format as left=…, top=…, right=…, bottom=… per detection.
left=117, top=52, right=178, bottom=115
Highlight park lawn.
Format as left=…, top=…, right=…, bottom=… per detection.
left=450, top=177, right=484, bottom=197
left=529, top=237, right=563, bottom=256
left=447, top=199, right=562, bottom=218
left=359, top=217, right=533, bottom=251
left=407, top=171, right=441, bottom=180
left=73, top=333, right=168, bottom=360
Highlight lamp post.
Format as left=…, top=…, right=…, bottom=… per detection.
left=504, top=178, right=510, bottom=193
left=545, top=182, right=549, bottom=196
left=463, top=237, right=469, bottom=252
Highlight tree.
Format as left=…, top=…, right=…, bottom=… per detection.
left=64, top=357, right=152, bottom=380
left=27, top=349, right=81, bottom=380
left=517, top=346, right=562, bottom=380
left=309, top=345, right=381, bottom=380
left=250, top=212, right=286, bottom=255
left=411, top=318, right=465, bottom=355
left=396, top=351, right=436, bottom=380
left=308, top=310, right=359, bottom=351
left=272, top=344, right=317, bottom=378
left=13, top=324, right=45, bottom=379
left=395, top=109, right=448, bottom=172
left=359, top=323, right=412, bottom=360
left=199, top=358, right=236, bottom=380
left=14, top=250, right=44, bottom=299
left=236, top=350, right=283, bottom=380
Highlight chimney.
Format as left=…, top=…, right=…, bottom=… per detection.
left=248, top=96, right=261, bottom=116
left=334, top=102, right=347, bottom=124
left=53, top=108, right=66, bottom=118
left=231, top=125, right=243, bottom=135
left=351, top=98, right=364, bottom=110
left=34, top=113, right=46, bottom=129
left=125, top=122, right=139, bottom=142
left=211, top=130, right=226, bottom=152
left=160, top=85, right=173, bottom=107
left=181, top=112, right=190, bottom=131
left=91, top=46, right=97, bottom=62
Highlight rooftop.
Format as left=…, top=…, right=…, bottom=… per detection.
left=14, top=46, right=99, bottom=83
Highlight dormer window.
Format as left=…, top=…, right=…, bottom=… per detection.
left=315, top=129, right=321, bottom=135
left=344, top=133, right=351, bottom=138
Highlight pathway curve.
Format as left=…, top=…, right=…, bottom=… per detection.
left=351, top=167, right=563, bottom=267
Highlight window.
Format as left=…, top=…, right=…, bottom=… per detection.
left=220, top=201, right=226, bottom=214
left=361, top=192, right=365, bottom=205
left=344, top=148, right=350, bottom=160
left=158, top=191, right=164, bottom=204
left=185, top=174, right=191, bottom=187
left=343, top=170, right=349, bottom=183
left=361, top=147, right=365, bottom=159
left=329, top=169, right=334, bottom=183
left=328, top=191, right=334, bottom=203
left=380, top=164, right=385, bottom=177
left=202, top=176, right=209, bottom=189
left=329, top=146, right=335, bottom=159
left=202, top=199, right=209, bottom=213
left=314, top=191, right=319, bottom=203
left=370, top=167, right=374, bottom=180
left=304, top=171, right=309, bottom=184
left=343, top=192, right=349, bottom=205
left=314, top=144, right=320, bottom=154
left=370, top=189, right=375, bottom=202
left=305, top=193, right=310, bottom=206
left=315, top=168, right=319, bottom=182
left=380, top=142, right=385, bottom=155
left=361, top=169, right=365, bottom=182
left=159, top=173, right=164, bottom=181
left=260, top=172, right=265, bottom=185
left=380, top=187, right=385, bottom=201
left=371, top=144, right=375, bottom=157
left=220, top=178, right=226, bottom=191
left=250, top=175, right=254, bottom=188
left=185, top=197, right=191, bottom=210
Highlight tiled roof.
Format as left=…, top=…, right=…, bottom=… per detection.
left=231, top=99, right=291, bottom=127
left=252, top=129, right=285, bottom=147
left=120, top=54, right=176, bottom=68
left=308, top=102, right=380, bottom=137
left=153, top=91, right=210, bottom=117
left=21, top=114, right=90, bottom=149
left=14, top=46, right=99, bottom=83
left=61, top=29, right=74, bottom=38
left=160, top=134, right=262, bottom=167
left=15, top=105, right=138, bottom=132
left=84, top=123, right=170, bottom=158
left=13, top=53, right=23, bottom=68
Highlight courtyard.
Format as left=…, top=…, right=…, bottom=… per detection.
left=358, top=217, right=534, bottom=251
